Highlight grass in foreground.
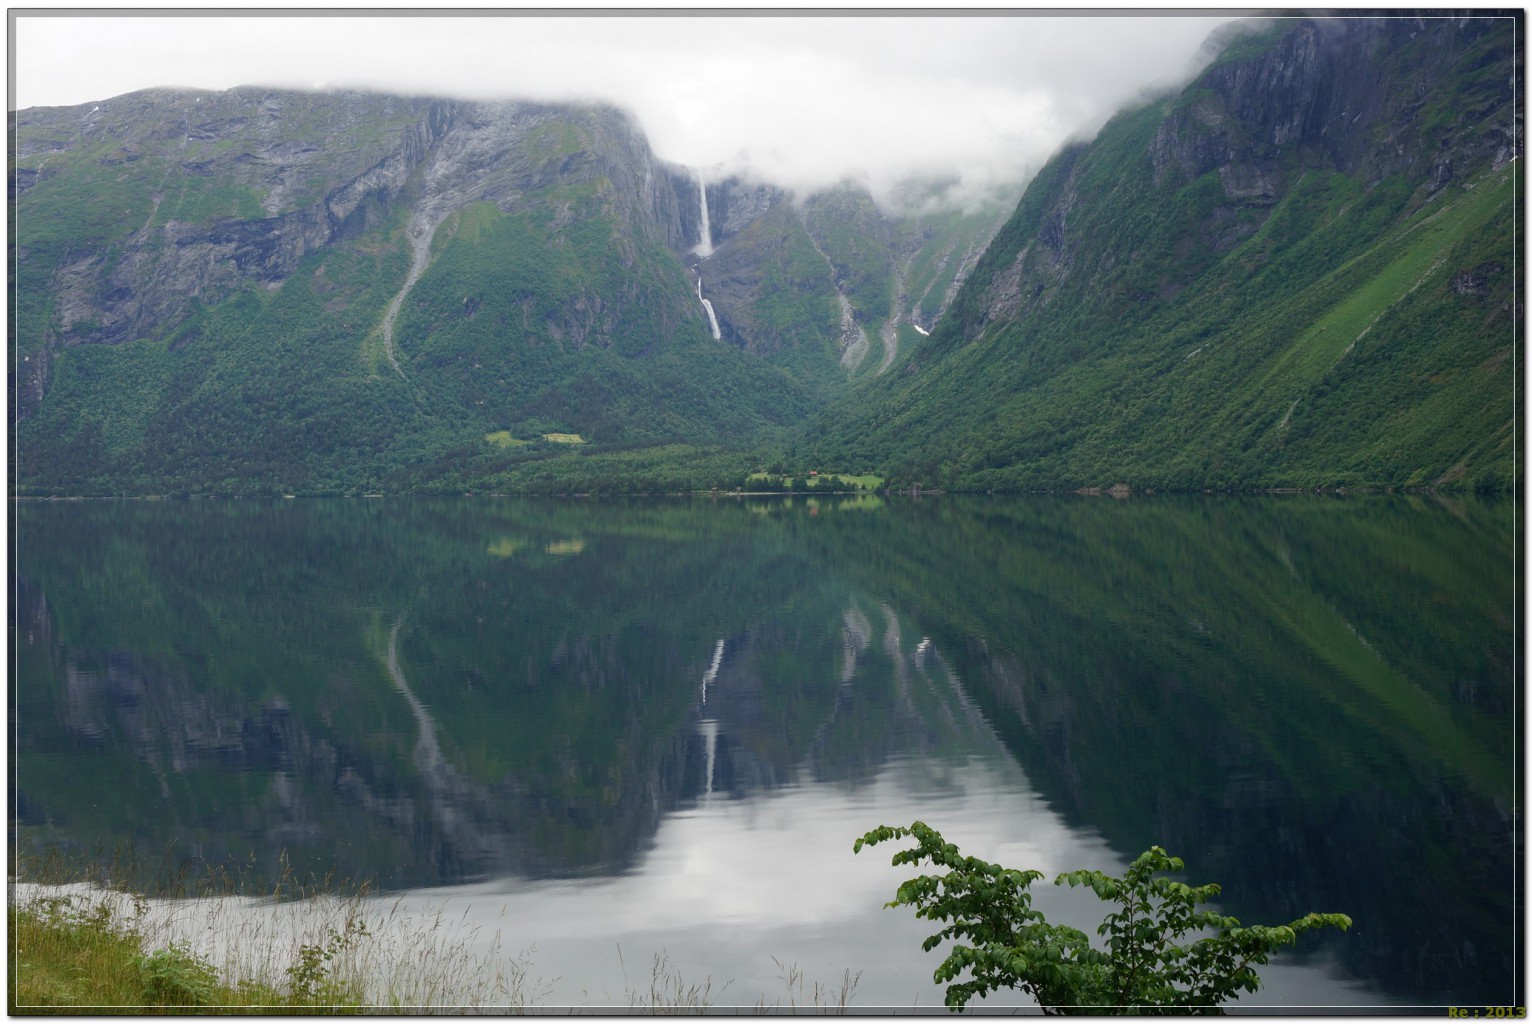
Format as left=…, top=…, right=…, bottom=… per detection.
left=8, top=879, right=535, bottom=1014
left=9, top=877, right=859, bottom=1014
left=10, top=889, right=361, bottom=1012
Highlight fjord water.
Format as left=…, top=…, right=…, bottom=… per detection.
left=12, top=495, right=1519, bottom=1010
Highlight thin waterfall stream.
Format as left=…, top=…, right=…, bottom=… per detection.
left=692, top=170, right=714, bottom=258
left=692, top=171, right=721, bottom=339
left=697, top=278, right=721, bottom=340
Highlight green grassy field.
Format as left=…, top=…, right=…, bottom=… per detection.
left=746, top=471, right=884, bottom=491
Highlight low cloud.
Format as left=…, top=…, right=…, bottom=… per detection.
left=16, top=14, right=1234, bottom=212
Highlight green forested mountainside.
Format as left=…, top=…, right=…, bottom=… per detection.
left=805, top=15, right=1522, bottom=493
left=10, top=94, right=827, bottom=495
left=10, top=87, right=1006, bottom=496
left=9, top=15, right=1522, bottom=496
left=11, top=196, right=813, bottom=496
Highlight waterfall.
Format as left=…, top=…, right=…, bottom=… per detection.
left=697, top=277, right=722, bottom=340
left=692, top=171, right=713, bottom=258
left=689, top=170, right=722, bottom=339
left=699, top=719, right=720, bottom=801
left=699, top=639, right=725, bottom=801
left=701, top=638, right=725, bottom=704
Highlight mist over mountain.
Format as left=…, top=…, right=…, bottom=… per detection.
left=10, top=13, right=1521, bottom=496
left=16, top=15, right=1231, bottom=217
left=11, top=81, right=1010, bottom=495
left=804, top=13, right=1521, bottom=493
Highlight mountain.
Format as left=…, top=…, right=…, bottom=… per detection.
left=806, top=14, right=1522, bottom=492
left=9, top=88, right=1009, bottom=496
left=667, top=172, right=1009, bottom=384
left=9, top=14, right=1521, bottom=496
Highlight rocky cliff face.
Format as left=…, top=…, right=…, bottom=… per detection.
left=673, top=173, right=1009, bottom=376
left=13, top=90, right=690, bottom=355
left=10, top=85, right=1002, bottom=366
left=809, top=13, right=1519, bottom=492
left=1151, top=17, right=1521, bottom=191
left=958, top=15, right=1522, bottom=341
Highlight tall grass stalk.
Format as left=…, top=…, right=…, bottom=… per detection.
left=755, top=956, right=862, bottom=1015
left=622, top=949, right=726, bottom=1013
left=612, top=948, right=860, bottom=1015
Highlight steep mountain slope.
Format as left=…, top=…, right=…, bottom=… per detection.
left=11, top=14, right=1519, bottom=496
left=11, top=91, right=779, bottom=493
left=11, top=88, right=1010, bottom=495
left=807, top=15, right=1522, bottom=492
left=679, top=174, right=1010, bottom=383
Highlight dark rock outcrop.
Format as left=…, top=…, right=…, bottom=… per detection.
left=953, top=14, right=1521, bottom=348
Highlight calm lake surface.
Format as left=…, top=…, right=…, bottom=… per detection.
left=11, top=494, right=1521, bottom=1011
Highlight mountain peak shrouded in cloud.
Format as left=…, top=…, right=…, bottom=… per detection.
left=14, top=13, right=1233, bottom=213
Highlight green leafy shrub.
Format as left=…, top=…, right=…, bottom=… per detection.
left=286, top=918, right=369, bottom=1006
left=135, top=943, right=220, bottom=1006
left=855, top=821, right=1351, bottom=1013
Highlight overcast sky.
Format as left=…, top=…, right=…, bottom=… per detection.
left=12, top=11, right=1238, bottom=210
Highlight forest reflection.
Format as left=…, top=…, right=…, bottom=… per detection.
left=12, top=494, right=1519, bottom=1006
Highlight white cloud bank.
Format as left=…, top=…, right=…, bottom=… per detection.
left=14, top=13, right=1235, bottom=210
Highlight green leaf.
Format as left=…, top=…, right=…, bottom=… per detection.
left=857, top=821, right=1350, bottom=1013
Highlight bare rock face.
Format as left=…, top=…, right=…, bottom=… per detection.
left=11, top=88, right=738, bottom=432
left=941, top=15, right=1521, bottom=357
left=12, top=90, right=700, bottom=355
left=15, top=89, right=449, bottom=357
left=1151, top=17, right=1519, bottom=195
left=949, top=144, right=1086, bottom=345
left=707, top=177, right=788, bottom=245
left=692, top=197, right=829, bottom=356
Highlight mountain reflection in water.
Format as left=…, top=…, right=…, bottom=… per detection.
left=11, top=495, right=1519, bottom=1009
